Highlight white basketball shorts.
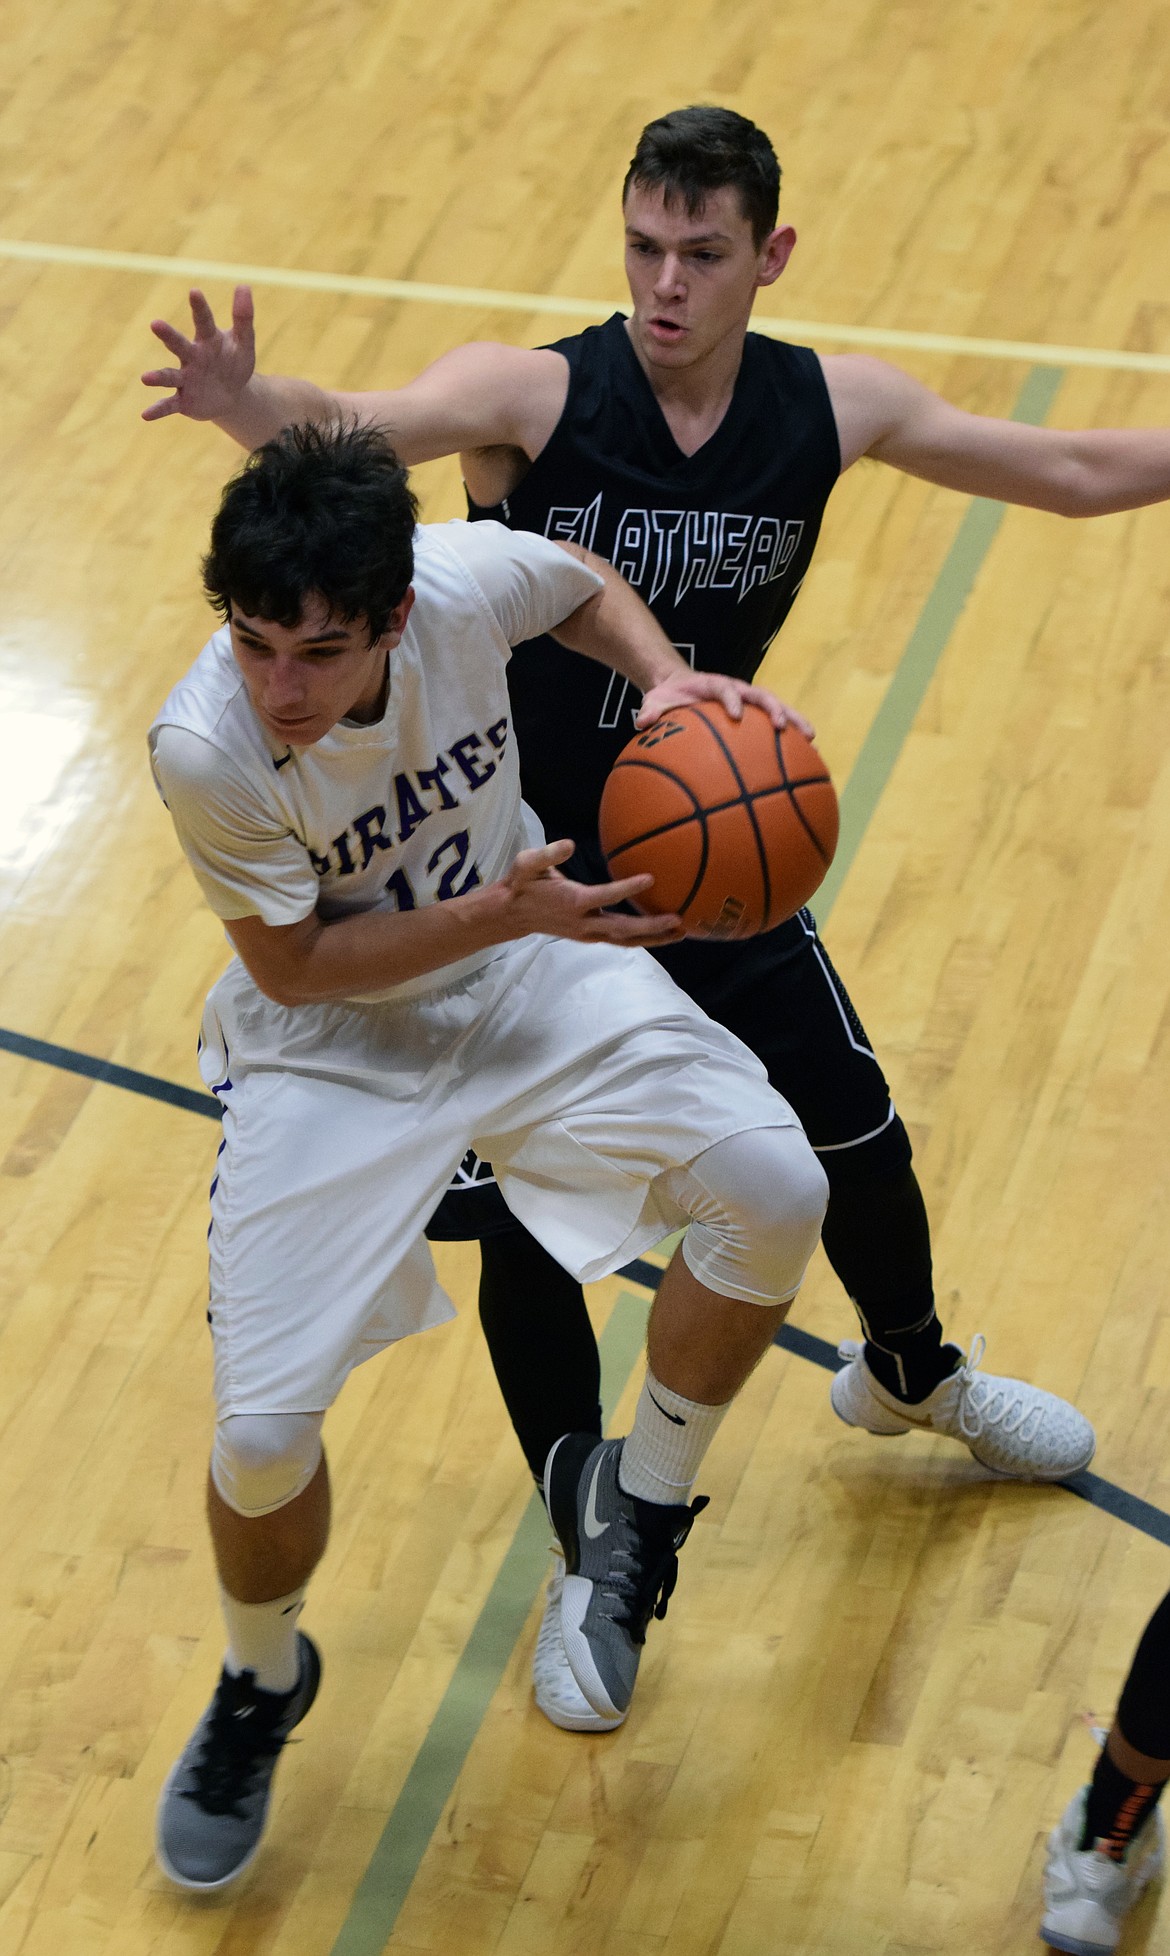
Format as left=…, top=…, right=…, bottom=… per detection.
left=198, top=933, right=803, bottom=1417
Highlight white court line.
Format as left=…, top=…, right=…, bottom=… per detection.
left=3, top=233, right=1170, bottom=375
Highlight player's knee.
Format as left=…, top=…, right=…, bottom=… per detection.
left=210, top=1412, right=324, bottom=1518
left=817, top=1109, right=913, bottom=1192
left=674, top=1125, right=828, bottom=1305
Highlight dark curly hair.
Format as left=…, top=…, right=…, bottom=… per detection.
left=202, top=421, right=419, bottom=643
left=623, top=106, right=781, bottom=246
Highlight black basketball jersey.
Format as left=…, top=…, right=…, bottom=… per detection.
left=467, top=311, right=840, bottom=869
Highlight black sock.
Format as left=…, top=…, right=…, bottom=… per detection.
left=478, top=1224, right=603, bottom=1482
left=1082, top=1748, right=1166, bottom=1857
left=820, top=1152, right=956, bottom=1401
left=863, top=1316, right=959, bottom=1404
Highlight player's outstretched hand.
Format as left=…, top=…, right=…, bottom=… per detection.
left=141, top=286, right=256, bottom=422
left=637, top=669, right=814, bottom=739
left=496, top=841, right=684, bottom=947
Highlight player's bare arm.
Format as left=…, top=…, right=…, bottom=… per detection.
left=824, top=353, right=1170, bottom=515
left=227, top=845, right=682, bottom=1006
left=141, top=285, right=567, bottom=478
left=551, top=542, right=814, bottom=737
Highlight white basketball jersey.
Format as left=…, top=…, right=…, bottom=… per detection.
left=148, top=519, right=603, bottom=1003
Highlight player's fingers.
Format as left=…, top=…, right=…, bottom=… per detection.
left=509, top=839, right=574, bottom=882
left=141, top=366, right=182, bottom=389
left=150, top=319, right=194, bottom=358
left=189, top=288, right=219, bottom=340
left=709, top=676, right=747, bottom=719
left=231, top=285, right=255, bottom=348
left=140, top=397, right=182, bottom=421
left=739, top=684, right=815, bottom=737
left=584, top=870, right=654, bottom=908
left=588, top=913, right=684, bottom=945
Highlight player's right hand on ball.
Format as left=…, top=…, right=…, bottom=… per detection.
left=500, top=841, right=684, bottom=946
left=141, top=285, right=256, bottom=421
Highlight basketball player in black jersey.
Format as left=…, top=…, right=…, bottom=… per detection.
left=143, top=104, right=1170, bottom=1731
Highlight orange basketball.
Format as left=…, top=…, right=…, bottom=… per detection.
left=598, top=701, right=839, bottom=939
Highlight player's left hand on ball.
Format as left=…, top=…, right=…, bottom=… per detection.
left=637, top=671, right=814, bottom=738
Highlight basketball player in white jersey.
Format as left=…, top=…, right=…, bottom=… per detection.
left=148, top=421, right=828, bottom=1888
left=139, top=104, right=1162, bottom=1744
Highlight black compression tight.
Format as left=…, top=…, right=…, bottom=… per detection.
left=477, top=1150, right=943, bottom=1477
left=1117, top=1588, right=1170, bottom=1760
left=478, top=1227, right=603, bottom=1482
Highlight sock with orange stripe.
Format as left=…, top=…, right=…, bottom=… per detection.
left=1081, top=1748, right=1166, bottom=1857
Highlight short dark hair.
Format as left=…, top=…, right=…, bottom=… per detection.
left=202, top=421, right=419, bottom=643
left=623, top=105, right=780, bottom=246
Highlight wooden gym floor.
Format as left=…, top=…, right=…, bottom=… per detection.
left=2, top=1, right=1170, bottom=1950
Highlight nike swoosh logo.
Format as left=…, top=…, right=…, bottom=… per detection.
left=583, top=1455, right=610, bottom=1539
left=273, top=750, right=293, bottom=769
left=647, top=1387, right=686, bottom=1426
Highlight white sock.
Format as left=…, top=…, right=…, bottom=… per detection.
left=220, top=1585, right=306, bottom=1694
left=617, top=1372, right=731, bottom=1505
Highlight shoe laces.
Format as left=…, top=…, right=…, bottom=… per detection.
left=181, top=1670, right=292, bottom=1817
left=948, top=1335, right=1046, bottom=1446
left=598, top=1494, right=709, bottom=1645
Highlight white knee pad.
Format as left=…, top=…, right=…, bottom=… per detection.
left=210, top=1412, right=325, bottom=1518
left=661, top=1125, right=828, bottom=1305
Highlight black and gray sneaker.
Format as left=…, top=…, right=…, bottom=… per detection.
left=155, top=1632, right=321, bottom=1890
left=544, top=1433, right=707, bottom=1722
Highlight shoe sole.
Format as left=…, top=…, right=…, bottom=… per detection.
left=536, top=1688, right=627, bottom=1734
left=155, top=1635, right=322, bottom=1891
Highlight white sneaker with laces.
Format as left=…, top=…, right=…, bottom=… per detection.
left=829, top=1335, right=1095, bottom=1479
left=1041, top=1784, right=1165, bottom=1954
left=532, top=1553, right=626, bottom=1734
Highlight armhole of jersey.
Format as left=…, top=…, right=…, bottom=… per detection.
left=804, top=345, right=844, bottom=482
left=466, top=339, right=579, bottom=524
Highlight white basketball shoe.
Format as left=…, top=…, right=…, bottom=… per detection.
left=1041, top=1784, right=1165, bottom=1953
left=830, top=1335, right=1095, bottom=1479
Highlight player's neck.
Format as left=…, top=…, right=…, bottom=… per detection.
left=625, top=316, right=749, bottom=457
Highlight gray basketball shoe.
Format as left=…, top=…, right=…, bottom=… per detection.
left=532, top=1551, right=626, bottom=1733
left=544, top=1434, right=707, bottom=1722
left=156, top=1632, right=321, bottom=1889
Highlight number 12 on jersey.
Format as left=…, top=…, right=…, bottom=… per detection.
left=383, top=829, right=482, bottom=911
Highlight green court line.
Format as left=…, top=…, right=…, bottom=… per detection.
left=329, top=363, right=1063, bottom=1956
left=329, top=1291, right=650, bottom=1956
left=811, top=364, right=1065, bottom=923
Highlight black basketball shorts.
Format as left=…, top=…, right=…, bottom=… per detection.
left=423, top=908, right=907, bottom=1243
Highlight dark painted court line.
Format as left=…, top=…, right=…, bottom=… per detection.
left=0, top=1025, right=221, bottom=1118
left=615, top=1255, right=668, bottom=1290
left=1064, top=1473, right=1170, bottom=1550
left=619, top=1253, right=1168, bottom=1551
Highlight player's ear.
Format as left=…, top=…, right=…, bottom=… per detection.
left=382, top=587, right=415, bottom=643
left=756, top=225, right=797, bottom=289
